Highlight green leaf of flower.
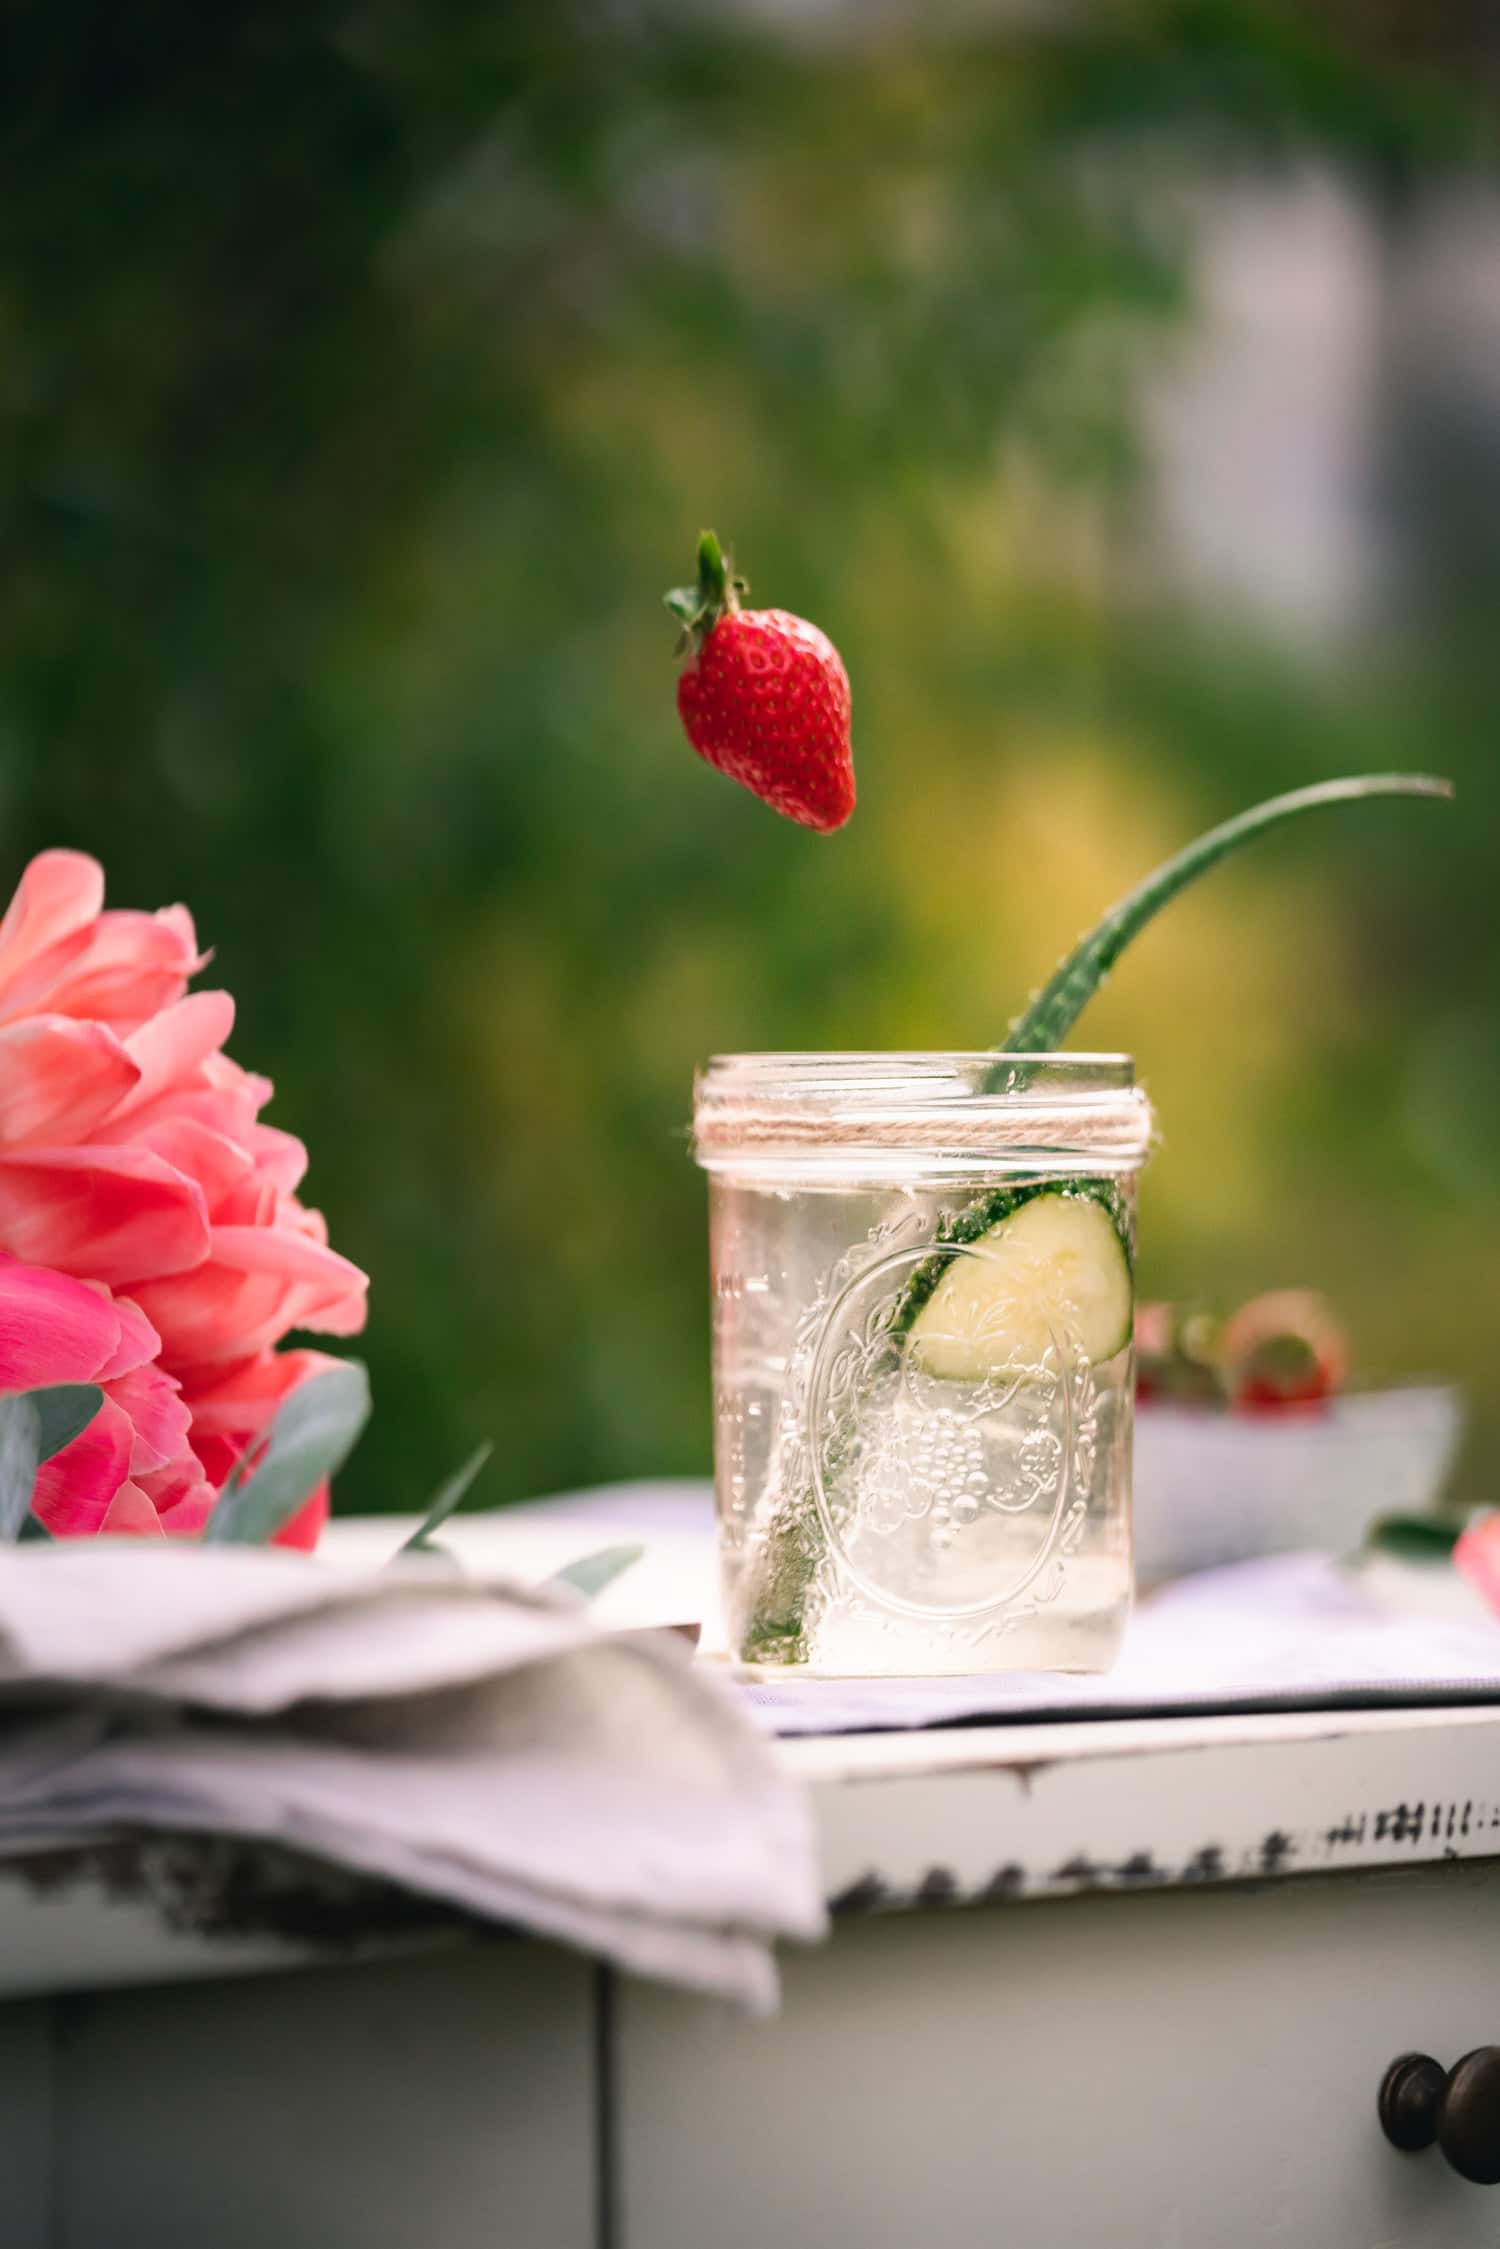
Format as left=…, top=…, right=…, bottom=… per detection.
left=547, top=1543, right=644, bottom=1600
left=0, top=1384, right=105, bottom=1542
left=397, top=1441, right=495, bottom=1556
left=0, top=1395, right=42, bottom=1543
left=203, top=1362, right=371, bottom=1546
left=33, top=1384, right=108, bottom=1464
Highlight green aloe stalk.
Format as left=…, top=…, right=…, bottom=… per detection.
left=1001, top=773, right=1452, bottom=1060
left=741, top=770, right=1453, bottom=1666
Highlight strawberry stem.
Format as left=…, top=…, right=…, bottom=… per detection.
left=696, top=528, right=733, bottom=613
left=663, top=528, right=746, bottom=654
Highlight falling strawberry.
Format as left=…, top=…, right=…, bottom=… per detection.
left=666, top=530, right=855, bottom=833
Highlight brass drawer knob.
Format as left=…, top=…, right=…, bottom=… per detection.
left=1380, top=2050, right=1500, bottom=2186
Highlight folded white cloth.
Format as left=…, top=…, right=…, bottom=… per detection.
left=0, top=1544, right=825, bottom=2009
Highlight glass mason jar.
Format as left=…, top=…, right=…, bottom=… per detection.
left=693, top=1054, right=1154, bottom=1677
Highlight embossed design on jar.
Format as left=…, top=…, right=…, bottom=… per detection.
left=800, top=1237, right=1094, bottom=1625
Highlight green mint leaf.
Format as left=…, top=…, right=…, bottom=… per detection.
left=204, top=1362, right=371, bottom=1546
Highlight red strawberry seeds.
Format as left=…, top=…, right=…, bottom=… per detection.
left=667, top=532, right=855, bottom=833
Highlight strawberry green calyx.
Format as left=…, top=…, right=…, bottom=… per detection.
left=664, top=529, right=748, bottom=656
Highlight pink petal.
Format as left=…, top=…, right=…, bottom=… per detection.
left=37, top=909, right=204, bottom=1030
left=92, top=1050, right=273, bottom=1165
left=0, top=932, right=94, bottom=1027
left=248, top=1126, right=308, bottom=1195
left=122, top=1117, right=255, bottom=1217
left=155, top=903, right=199, bottom=954
left=94, top=1073, right=260, bottom=1154
left=0, top=1016, right=141, bottom=1148
left=94, top=1294, right=162, bottom=1382
left=133, top=1225, right=367, bottom=1368
left=203, top=1053, right=273, bottom=1114
left=0, top=852, right=103, bottom=995
left=33, top=1395, right=133, bottom=1534
left=289, top=1200, right=329, bottom=1246
left=182, top=1347, right=343, bottom=1438
left=113, top=990, right=235, bottom=1118
left=104, top=1359, right=193, bottom=1476
left=99, top=1481, right=165, bottom=1538
left=139, top=1455, right=217, bottom=1536
left=191, top=1431, right=241, bottom=1488
left=0, top=1256, right=120, bottom=1388
left=0, top=1145, right=211, bottom=1286
left=210, top=1223, right=365, bottom=1296
left=211, top=1173, right=278, bottom=1228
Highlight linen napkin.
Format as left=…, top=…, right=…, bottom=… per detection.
left=0, top=1543, right=824, bottom=2009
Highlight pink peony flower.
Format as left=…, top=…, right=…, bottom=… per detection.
left=0, top=850, right=367, bottom=1544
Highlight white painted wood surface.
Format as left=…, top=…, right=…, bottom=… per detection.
left=2, top=1707, right=1500, bottom=2244
left=617, top=1861, right=1500, bottom=2249
left=41, top=1944, right=596, bottom=2249
left=794, top=1704, right=1500, bottom=1910
left=4, top=1705, right=1499, bottom=2002
left=0, top=1848, right=327, bottom=1999
left=0, top=2004, right=52, bottom=2243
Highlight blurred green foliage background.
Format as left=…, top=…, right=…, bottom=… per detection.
left=4, top=0, right=1497, bottom=1512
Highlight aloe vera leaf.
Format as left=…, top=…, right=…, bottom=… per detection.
left=1003, top=773, right=1453, bottom=1061
left=742, top=1501, right=825, bottom=1666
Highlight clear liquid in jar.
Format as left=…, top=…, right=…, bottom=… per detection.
left=710, top=1170, right=1134, bottom=1676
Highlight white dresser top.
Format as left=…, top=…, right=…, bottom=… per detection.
left=3, top=1485, right=1497, bottom=2002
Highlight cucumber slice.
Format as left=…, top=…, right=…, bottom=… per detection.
left=905, top=1185, right=1133, bottom=1380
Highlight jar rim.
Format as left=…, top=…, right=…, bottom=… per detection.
left=693, top=1051, right=1152, bottom=1173
left=698, top=1050, right=1136, bottom=1095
